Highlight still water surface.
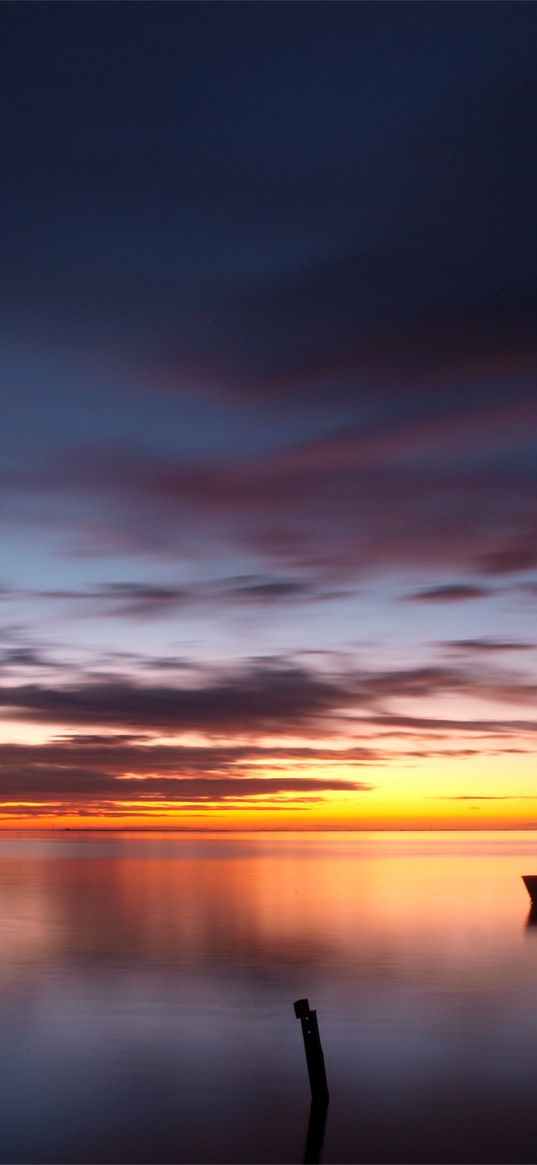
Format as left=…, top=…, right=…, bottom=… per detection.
left=1, top=830, right=537, bottom=1163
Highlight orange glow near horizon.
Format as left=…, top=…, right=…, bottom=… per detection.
left=1, top=724, right=536, bottom=831
left=3, top=793, right=537, bottom=833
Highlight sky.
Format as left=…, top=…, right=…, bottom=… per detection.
left=1, top=1, right=536, bottom=830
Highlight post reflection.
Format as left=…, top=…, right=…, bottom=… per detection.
left=303, top=1097, right=329, bottom=1165
left=525, top=905, right=537, bottom=928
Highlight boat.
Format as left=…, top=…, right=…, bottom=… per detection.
left=522, top=875, right=537, bottom=903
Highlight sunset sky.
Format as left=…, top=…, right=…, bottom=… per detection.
left=1, top=2, right=536, bottom=829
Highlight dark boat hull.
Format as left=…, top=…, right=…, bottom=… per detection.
left=522, top=875, right=537, bottom=903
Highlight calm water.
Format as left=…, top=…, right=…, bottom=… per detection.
left=1, top=830, right=537, bottom=1164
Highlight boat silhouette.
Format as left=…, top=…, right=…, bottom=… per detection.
left=522, top=875, right=537, bottom=903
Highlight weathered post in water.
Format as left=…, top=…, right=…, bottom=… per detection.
left=293, top=998, right=329, bottom=1102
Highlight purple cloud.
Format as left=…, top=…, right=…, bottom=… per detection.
left=403, top=585, right=491, bottom=603
left=442, top=639, right=535, bottom=653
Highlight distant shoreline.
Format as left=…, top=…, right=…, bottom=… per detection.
left=1, top=826, right=536, bottom=834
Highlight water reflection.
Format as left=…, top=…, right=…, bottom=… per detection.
left=1, top=832, right=537, bottom=1163
left=1, top=834, right=533, bottom=980
left=303, top=1098, right=329, bottom=1165
left=525, top=905, right=537, bottom=927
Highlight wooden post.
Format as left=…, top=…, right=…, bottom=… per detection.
left=294, top=998, right=329, bottom=1102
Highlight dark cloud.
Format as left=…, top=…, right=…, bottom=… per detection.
left=365, top=713, right=537, bottom=738
left=2, top=657, right=537, bottom=739
left=356, top=664, right=537, bottom=709
left=36, top=575, right=340, bottom=618
left=0, top=661, right=353, bottom=734
left=442, top=639, right=535, bottom=654
left=5, top=415, right=535, bottom=585
left=0, top=769, right=369, bottom=805
left=0, top=737, right=380, bottom=777
left=404, top=585, right=491, bottom=603
left=42, top=583, right=192, bottom=618
left=0, top=646, right=54, bottom=669
left=0, top=737, right=374, bottom=809
left=399, top=747, right=529, bottom=759
left=220, top=576, right=340, bottom=603
left=477, top=540, right=537, bottom=576
left=433, top=795, right=537, bottom=802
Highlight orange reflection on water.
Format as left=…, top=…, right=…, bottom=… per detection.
left=1, top=832, right=533, bottom=989
left=0, top=854, right=62, bottom=979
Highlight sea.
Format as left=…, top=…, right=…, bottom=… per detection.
left=1, top=830, right=537, bottom=1164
